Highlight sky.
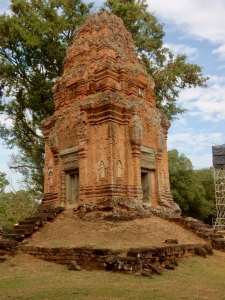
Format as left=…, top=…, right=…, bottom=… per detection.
left=0, top=0, right=225, bottom=188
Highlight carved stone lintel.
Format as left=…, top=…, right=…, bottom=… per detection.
left=141, top=153, right=156, bottom=170
left=61, top=148, right=79, bottom=171
left=60, top=147, right=78, bottom=156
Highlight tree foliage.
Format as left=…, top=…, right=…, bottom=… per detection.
left=0, top=172, right=9, bottom=192
left=0, top=0, right=208, bottom=191
left=0, top=189, right=39, bottom=230
left=0, top=0, right=93, bottom=192
left=102, top=0, right=209, bottom=118
left=168, top=149, right=215, bottom=221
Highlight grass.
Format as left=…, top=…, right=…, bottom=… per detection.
left=1, top=251, right=225, bottom=300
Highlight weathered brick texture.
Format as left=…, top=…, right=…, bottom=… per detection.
left=41, top=11, right=180, bottom=217
left=20, top=243, right=207, bottom=273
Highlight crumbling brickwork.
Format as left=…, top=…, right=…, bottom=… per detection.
left=41, top=12, right=180, bottom=218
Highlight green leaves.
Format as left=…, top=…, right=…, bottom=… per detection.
left=0, top=172, right=9, bottom=192
left=168, top=150, right=215, bottom=221
left=0, top=0, right=209, bottom=192
left=0, top=189, right=40, bottom=230
left=0, top=0, right=93, bottom=191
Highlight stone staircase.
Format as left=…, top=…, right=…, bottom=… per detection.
left=2, top=204, right=65, bottom=242
left=0, top=204, right=65, bottom=261
left=151, top=211, right=225, bottom=250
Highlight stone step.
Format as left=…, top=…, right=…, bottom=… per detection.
left=54, top=206, right=66, bottom=213
left=2, top=234, right=25, bottom=241
left=212, top=234, right=224, bottom=239
left=195, top=224, right=212, bottom=229
left=212, top=237, right=225, bottom=242
left=168, top=217, right=181, bottom=222
left=0, top=239, right=18, bottom=249
left=8, top=229, right=33, bottom=236
left=196, top=228, right=214, bottom=234
left=14, top=224, right=38, bottom=230
left=34, top=212, right=57, bottom=220
left=38, top=196, right=58, bottom=207
left=18, top=219, right=43, bottom=226
left=25, top=216, right=46, bottom=222
left=186, top=222, right=205, bottom=229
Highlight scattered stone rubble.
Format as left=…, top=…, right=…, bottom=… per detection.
left=0, top=239, right=18, bottom=263
left=147, top=212, right=225, bottom=251
left=20, top=242, right=213, bottom=276
left=1, top=206, right=224, bottom=279
left=74, top=198, right=152, bottom=221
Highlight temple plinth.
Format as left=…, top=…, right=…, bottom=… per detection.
left=41, top=12, right=180, bottom=219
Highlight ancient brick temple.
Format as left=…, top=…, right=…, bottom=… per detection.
left=41, top=12, right=180, bottom=218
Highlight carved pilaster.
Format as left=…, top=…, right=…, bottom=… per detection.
left=129, top=114, right=142, bottom=192
left=61, top=171, right=66, bottom=207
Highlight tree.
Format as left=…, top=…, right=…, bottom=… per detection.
left=102, top=0, right=209, bottom=118
left=0, top=189, right=39, bottom=230
left=0, top=0, right=93, bottom=192
left=194, top=167, right=215, bottom=203
left=194, top=167, right=216, bottom=223
left=168, top=150, right=215, bottom=221
left=0, top=0, right=208, bottom=191
left=0, top=172, right=9, bottom=193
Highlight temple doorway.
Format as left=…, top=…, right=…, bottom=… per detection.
left=65, top=170, right=79, bottom=206
left=141, top=169, right=151, bottom=204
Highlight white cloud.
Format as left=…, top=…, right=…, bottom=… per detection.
left=168, top=131, right=223, bottom=152
left=187, top=153, right=212, bottom=170
left=149, top=0, right=225, bottom=62
left=164, top=43, right=198, bottom=59
left=168, top=130, right=224, bottom=169
left=148, top=0, right=225, bottom=44
left=213, top=45, right=225, bottom=60
left=177, top=76, right=225, bottom=121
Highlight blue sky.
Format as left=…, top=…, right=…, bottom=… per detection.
left=0, top=0, right=225, bottom=188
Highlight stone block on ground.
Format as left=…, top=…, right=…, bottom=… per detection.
left=141, top=268, right=152, bottom=277
left=147, top=264, right=162, bottom=275
left=202, top=244, right=213, bottom=255
left=170, top=258, right=178, bottom=266
left=194, top=246, right=207, bottom=258
left=165, top=264, right=175, bottom=270
left=165, top=239, right=178, bottom=244
left=67, top=261, right=81, bottom=271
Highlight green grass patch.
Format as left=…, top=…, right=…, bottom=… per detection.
left=1, top=251, right=225, bottom=300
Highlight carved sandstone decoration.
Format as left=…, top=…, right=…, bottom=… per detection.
left=129, top=114, right=143, bottom=145
left=41, top=12, right=181, bottom=218
left=140, top=146, right=156, bottom=170
left=47, top=157, right=54, bottom=192
left=60, top=147, right=79, bottom=171
left=49, top=128, right=58, bottom=154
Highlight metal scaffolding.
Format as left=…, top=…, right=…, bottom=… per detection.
left=212, top=143, right=225, bottom=230
left=213, top=167, right=225, bottom=230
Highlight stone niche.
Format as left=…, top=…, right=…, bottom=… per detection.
left=41, top=11, right=181, bottom=218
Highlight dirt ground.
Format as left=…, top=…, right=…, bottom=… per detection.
left=26, top=210, right=205, bottom=249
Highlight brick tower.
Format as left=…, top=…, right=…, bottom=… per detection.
left=41, top=12, right=180, bottom=219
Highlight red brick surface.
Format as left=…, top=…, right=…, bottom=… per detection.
left=41, top=12, right=180, bottom=216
